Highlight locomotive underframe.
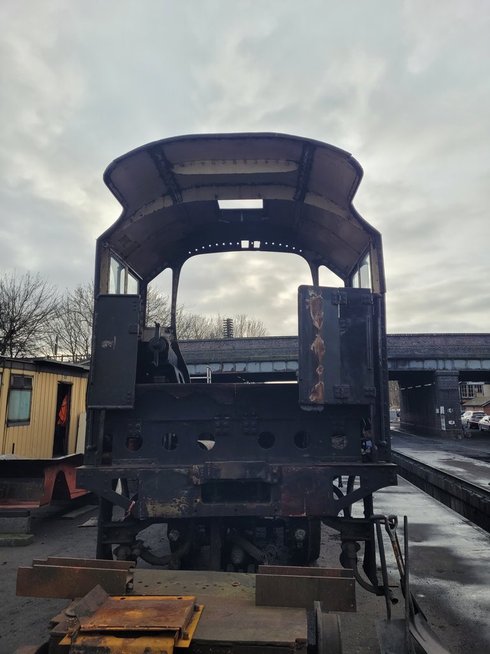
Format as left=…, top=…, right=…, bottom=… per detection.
left=79, top=456, right=396, bottom=571
left=79, top=463, right=397, bottom=521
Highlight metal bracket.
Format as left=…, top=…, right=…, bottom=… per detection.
left=331, top=292, right=347, bottom=305
left=333, top=385, right=351, bottom=399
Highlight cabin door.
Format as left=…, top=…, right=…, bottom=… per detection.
left=52, top=383, right=72, bottom=457
left=298, top=285, right=376, bottom=406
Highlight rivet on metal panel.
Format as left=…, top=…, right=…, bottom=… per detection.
left=333, top=385, right=351, bottom=399
left=331, top=292, right=347, bottom=305
left=242, top=416, right=258, bottom=435
left=190, top=466, right=200, bottom=485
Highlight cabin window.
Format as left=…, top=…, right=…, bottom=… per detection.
left=351, top=254, right=371, bottom=290
left=127, top=272, right=139, bottom=294
left=7, top=375, right=33, bottom=425
left=109, top=256, right=139, bottom=294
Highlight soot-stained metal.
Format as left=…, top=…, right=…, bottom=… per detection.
left=79, top=132, right=395, bottom=575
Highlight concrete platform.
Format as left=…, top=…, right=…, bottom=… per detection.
left=392, top=430, right=490, bottom=489
left=373, top=479, right=490, bottom=653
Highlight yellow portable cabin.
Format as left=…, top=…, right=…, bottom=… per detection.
left=0, top=358, right=89, bottom=508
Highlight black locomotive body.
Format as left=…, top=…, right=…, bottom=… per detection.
left=78, top=133, right=397, bottom=571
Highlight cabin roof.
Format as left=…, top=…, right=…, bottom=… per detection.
left=0, top=357, right=89, bottom=376
left=101, top=132, right=381, bottom=283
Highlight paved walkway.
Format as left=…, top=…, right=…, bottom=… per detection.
left=391, top=429, right=490, bottom=491
left=391, top=426, right=490, bottom=460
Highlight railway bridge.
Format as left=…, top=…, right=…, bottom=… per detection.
left=180, top=334, right=490, bottom=439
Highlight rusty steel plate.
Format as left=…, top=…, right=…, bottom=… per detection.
left=59, top=633, right=177, bottom=653
left=79, top=595, right=196, bottom=632
left=256, top=569, right=356, bottom=612
left=258, top=565, right=353, bottom=578
left=132, top=570, right=308, bottom=648
left=34, top=557, right=133, bottom=570
left=16, top=564, right=129, bottom=598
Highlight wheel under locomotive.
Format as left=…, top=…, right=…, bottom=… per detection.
left=78, top=133, right=397, bottom=578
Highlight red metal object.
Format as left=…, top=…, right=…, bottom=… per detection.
left=0, top=454, right=87, bottom=510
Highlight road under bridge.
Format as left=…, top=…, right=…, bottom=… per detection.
left=180, top=334, right=490, bottom=439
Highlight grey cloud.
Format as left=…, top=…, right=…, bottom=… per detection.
left=156, top=251, right=315, bottom=335
left=0, top=0, right=488, bottom=335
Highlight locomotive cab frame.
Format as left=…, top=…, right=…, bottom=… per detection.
left=78, top=133, right=397, bottom=572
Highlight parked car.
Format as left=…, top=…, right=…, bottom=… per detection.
left=462, top=410, right=486, bottom=429
left=478, top=415, right=490, bottom=431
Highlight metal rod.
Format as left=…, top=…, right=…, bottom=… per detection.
left=375, top=520, right=392, bottom=620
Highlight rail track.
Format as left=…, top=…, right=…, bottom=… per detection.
left=391, top=448, right=490, bottom=532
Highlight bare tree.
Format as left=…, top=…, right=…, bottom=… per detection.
left=224, top=314, right=268, bottom=338
left=178, top=313, right=269, bottom=339
left=145, top=285, right=171, bottom=326
left=145, top=288, right=268, bottom=339
left=48, top=283, right=93, bottom=360
left=45, top=281, right=269, bottom=361
left=146, top=286, right=217, bottom=339
left=0, top=271, right=58, bottom=357
left=178, top=312, right=217, bottom=339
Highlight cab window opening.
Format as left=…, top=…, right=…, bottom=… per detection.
left=351, top=253, right=371, bottom=290
left=109, top=255, right=139, bottom=295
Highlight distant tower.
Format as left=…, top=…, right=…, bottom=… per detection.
left=223, top=318, right=234, bottom=339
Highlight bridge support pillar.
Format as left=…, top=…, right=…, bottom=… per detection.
left=399, top=371, right=462, bottom=438
left=433, top=371, right=462, bottom=438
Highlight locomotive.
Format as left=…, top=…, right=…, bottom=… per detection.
left=78, top=133, right=397, bottom=577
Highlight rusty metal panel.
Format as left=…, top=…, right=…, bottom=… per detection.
left=16, top=564, right=130, bottom=598
left=34, top=557, right=133, bottom=570
left=63, top=634, right=176, bottom=653
left=132, top=569, right=308, bottom=650
left=255, top=568, right=356, bottom=611
left=87, top=294, right=140, bottom=408
left=258, top=565, right=352, bottom=578
left=31, top=568, right=309, bottom=653
left=56, top=591, right=204, bottom=652
left=298, top=285, right=375, bottom=405
left=79, top=596, right=196, bottom=632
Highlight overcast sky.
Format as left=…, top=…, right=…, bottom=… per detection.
left=1, top=0, right=489, bottom=335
